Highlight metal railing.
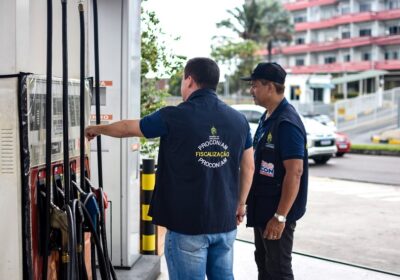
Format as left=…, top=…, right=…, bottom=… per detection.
left=334, top=87, right=400, bottom=131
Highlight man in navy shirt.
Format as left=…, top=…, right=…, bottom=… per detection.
left=86, top=57, right=254, bottom=280
left=241, top=62, right=308, bottom=280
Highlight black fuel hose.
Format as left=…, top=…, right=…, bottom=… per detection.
left=91, top=240, right=98, bottom=280
left=92, top=0, right=104, bottom=190
left=66, top=204, right=77, bottom=280
left=61, top=0, right=71, bottom=203
left=72, top=199, right=83, bottom=280
left=80, top=201, right=110, bottom=280
left=98, top=188, right=115, bottom=279
left=43, top=0, right=53, bottom=278
left=78, top=2, right=87, bottom=194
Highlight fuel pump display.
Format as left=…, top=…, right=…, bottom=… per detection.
left=27, top=77, right=90, bottom=169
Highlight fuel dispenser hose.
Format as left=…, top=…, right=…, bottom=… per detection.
left=79, top=200, right=110, bottom=280
left=98, top=188, right=117, bottom=279
left=43, top=0, right=53, bottom=278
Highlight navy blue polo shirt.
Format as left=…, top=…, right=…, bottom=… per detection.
left=138, top=89, right=253, bottom=234
left=253, top=98, right=304, bottom=160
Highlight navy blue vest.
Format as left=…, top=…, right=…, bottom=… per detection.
left=149, top=89, right=249, bottom=234
left=247, top=102, right=308, bottom=227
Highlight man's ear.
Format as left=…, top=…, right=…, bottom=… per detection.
left=187, top=75, right=195, bottom=88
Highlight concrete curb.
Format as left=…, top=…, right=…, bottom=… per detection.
left=371, top=136, right=400, bottom=145
left=349, top=149, right=400, bottom=157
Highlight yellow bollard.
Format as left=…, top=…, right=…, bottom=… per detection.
left=140, top=159, right=156, bottom=254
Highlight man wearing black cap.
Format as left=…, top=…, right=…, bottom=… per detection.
left=242, top=62, right=308, bottom=279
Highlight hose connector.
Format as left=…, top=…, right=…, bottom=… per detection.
left=61, top=252, right=70, bottom=263
left=78, top=1, right=84, bottom=11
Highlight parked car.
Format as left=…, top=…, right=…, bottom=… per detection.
left=302, top=117, right=337, bottom=164
left=335, top=132, right=351, bottom=157
left=231, top=104, right=265, bottom=137
left=303, top=113, right=337, bottom=132
left=232, top=104, right=337, bottom=164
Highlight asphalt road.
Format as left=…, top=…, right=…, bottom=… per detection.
left=309, top=153, right=400, bottom=186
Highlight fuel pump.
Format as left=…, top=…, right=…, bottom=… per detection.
left=0, top=0, right=142, bottom=279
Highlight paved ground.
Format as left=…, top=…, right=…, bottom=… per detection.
left=237, top=177, right=400, bottom=274
left=157, top=241, right=399, bottom=280
left=148, top=177, right=400, bottom=279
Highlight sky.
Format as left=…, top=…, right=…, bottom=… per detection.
left=142, top=0, right=244, bottom=59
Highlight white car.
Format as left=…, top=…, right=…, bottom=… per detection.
left=231, top=104, right=265, bottom=137
left=231, top=104, right=337, bottom=164
left=302, top=116, right=337, bottom=164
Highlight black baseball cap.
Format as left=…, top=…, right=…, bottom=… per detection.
left=241, top=62, right=286, bottom=84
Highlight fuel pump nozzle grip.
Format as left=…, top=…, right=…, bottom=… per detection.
left=50, top=207, right=69, bottom=263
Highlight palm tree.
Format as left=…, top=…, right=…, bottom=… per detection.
left=217, top=0, right=267, bottom=42
left=217, top=0, right=293, bottom=62
left=260, top=0, right=293, bottom=62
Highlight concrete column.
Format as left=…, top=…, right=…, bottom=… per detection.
left=344, top=82, right=348, bottom=99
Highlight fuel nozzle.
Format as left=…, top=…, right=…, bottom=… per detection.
left=50, top=207, right=70, bottom=263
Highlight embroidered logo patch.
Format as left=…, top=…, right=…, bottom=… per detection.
left=267, top=132, right=273, bottom=143
left=195, top=125, right=230, bottom=169
left=259, top=160, right=274, bottom=177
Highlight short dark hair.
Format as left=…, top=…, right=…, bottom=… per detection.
left=184, top=57, right=220, bottom=91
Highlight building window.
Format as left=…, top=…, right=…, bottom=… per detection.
left=388, top=26, right=400, bottom=35
left=388, top=0, right=400, bottom=9
left=324, top=57, right=336, bottom=64
left=313, top=88, right=324, bottom=102
left=343, top=54, right=351, bottom=62
left=394, top=52, right=399, bottom=60
left=294, top=16, right=306, bottom=23
left=342, top=31, right=351, bottom=39
left=359, top=2, right=372, bottom=12
left=340, top=6, right=350, bottom=15
left=295, top=58, right=305, bottom=66
left=385, top=52, right=390, bottom=60
left=359, top=29, right=372, bottom=37
left=290, top=86, right=301, bottom=101
left=295, top=37, right=305, bottom=45
left=362, top=52, right=371, bottom=61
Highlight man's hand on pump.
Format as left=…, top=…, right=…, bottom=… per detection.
left=85, top=125, right=99, bottom=141
left=85, top=120, right=144, bottom=140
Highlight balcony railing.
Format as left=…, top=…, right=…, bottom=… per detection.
left=258, top=35, right=400, bottom=55
left=289, top=60, right=400, bottom=74
left=283, top=0, right=338, bottom=11
left=295, top=9, right=400, bottom=31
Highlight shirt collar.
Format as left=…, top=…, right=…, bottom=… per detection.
left=187, top=88, right=217, bottom=101
left=261, top=98, right=288, bottom=122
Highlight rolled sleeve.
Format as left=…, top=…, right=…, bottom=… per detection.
left=139, top=110, right=169, bottom=139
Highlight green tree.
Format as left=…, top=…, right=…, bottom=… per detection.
left=211, top=40, right=261, bottom=95
left=167, top=70, right=183, bottom=97
left=216, top=0, right=293, bottom=62
left=258, top=0, right=293, bottom=62
left=140, top=2, right=185, bottom=157
left=216, top=0, right=268, bottom=42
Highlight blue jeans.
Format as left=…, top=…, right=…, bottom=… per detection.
left=165, top=229, right=237, bottom=280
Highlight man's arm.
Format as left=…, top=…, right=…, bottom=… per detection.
left=85, top=120, right=143, bottom=140
left=236, top=147, right=255, bottom=225
left=276, top=159, right=303, bottom=216
left=263, top=159, right=303, bottom=239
